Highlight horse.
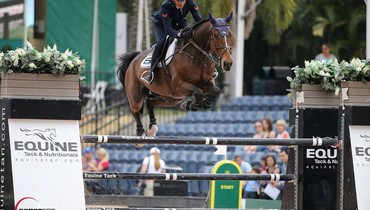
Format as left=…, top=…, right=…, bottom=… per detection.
left=117, top=12, right=234, bottom=138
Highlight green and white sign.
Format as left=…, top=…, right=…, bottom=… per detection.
left=210, top=160, right=242, bottom=208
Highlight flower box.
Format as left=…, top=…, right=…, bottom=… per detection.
left=0, top=73, right=80, bottom=100
left=341, top=81, right=370, bottom=106
left=293, top=84, right=340, bottom=108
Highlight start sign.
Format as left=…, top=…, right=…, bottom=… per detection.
left=209, top=160, right=242, bottom=208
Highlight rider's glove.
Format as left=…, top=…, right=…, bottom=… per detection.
left=177, top=30, right=192, bottom=39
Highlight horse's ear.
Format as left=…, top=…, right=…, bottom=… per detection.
left=208, top=12, right=217, bottom=25
left=225, top=11, right=233, bottom=23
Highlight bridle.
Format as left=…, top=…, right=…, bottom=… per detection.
left=177, top=21, right=232, bottom=67
left=209, top=24, right=232, bottom=63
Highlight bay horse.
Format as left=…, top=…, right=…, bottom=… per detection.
left=117, top=12, right=234, bottom=137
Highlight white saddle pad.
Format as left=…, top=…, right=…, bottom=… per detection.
left=140, top=38, right=178, bottom=69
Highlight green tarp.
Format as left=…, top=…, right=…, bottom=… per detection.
left=46, top=0, right=116, bottom=86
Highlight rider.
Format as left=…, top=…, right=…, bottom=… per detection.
left=141, top=0, right=203, bottom=84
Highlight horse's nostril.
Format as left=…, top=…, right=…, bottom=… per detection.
left=224, top=61, right=233, bottom=68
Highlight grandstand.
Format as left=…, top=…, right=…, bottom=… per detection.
left=90, top=95, right=292, bottom=196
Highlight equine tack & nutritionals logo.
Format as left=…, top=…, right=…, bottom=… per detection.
left=305, top=148, right=338, bottom=170
left=15, top=196, right=55, bottom=210
left=355, top=134, right=370, bottom=163
left=13, top=128, right=79, bottom=160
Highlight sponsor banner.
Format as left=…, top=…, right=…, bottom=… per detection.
left=303, top=147, right=338, bottom=171
left=349, top=126, right=370, bottom=210
left=9, top=119, right=85, bottom=210
left=0, top=101, right=15, bottom=210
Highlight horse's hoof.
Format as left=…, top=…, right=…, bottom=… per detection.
left=135, top=143, right=144, bottom=148
left=146, top=124, right=158, bottom=137
left=180, top=101, right=192, bottom=111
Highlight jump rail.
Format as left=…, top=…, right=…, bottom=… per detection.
left=81, top=135, right=337, bottom=146
left=83, top=172, right=295, bottom=181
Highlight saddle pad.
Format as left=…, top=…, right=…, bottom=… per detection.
left=140, top=38, right=178, bottom=69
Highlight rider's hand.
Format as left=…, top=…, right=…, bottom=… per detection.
left=178, top=31, right=192, bottom=39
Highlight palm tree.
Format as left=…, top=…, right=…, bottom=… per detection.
left=257, top=0, right=296, bottom=45
left=286, top=0, right=365, bottom=63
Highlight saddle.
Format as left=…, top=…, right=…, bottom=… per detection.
left=140, top=36, right=178, bottom=69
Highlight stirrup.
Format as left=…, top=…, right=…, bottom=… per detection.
left=140, top=70, right=154, bottom=84
left=213, top=69, right=219, bottom=79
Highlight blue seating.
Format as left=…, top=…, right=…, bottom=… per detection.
left=107, top=95, right=290, bottom=196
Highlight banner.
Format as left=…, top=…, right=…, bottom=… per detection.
left=349, top=126, right=370, bottom=210
left=8, top=119, right=85, bottom=210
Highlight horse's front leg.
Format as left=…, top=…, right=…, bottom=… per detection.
left=175, top=82, right=204, bottom=111
left=200, top=84, right=221, bottom=109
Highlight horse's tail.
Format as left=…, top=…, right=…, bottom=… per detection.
left=117, top=51, right=141, bottom=88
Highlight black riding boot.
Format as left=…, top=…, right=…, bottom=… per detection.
left=141, top=48, right=161, bottom=84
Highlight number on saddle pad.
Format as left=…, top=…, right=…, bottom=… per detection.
left=140, top=38, right=178, bottom=69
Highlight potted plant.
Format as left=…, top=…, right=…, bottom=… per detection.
left=0, top=42, right=85, bottom=100
left=287, top=58, right=370, bottom=108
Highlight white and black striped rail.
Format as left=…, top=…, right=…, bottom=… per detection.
left=83, top=172, right=294, bottom=181
left=81, top=135, right=337, bottom=146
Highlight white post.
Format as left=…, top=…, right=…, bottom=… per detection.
left=367, top=0, right=370, bottom=59
left=91, top=0, right=99, bottom=93
left=136, top=0, right=144, bottom=51
left=23, top=0, right=28, bottom=48
left=144, top=0, right=150, bottom=50
left=235, top=0, right=246, bottom=97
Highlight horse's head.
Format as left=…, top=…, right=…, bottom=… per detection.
left=208, top=12, right=234, bottom=71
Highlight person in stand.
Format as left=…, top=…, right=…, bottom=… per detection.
left=262, top=118, right=276, bottom=138
left=243, top=167, right=260, bottom=199
left=276, top=119, right=290, bottom=139
left=279, top=148, right=289, bottom=174
left=245, top=120, right=264, bottom=153
left=88, top=148, right=110, bottom=172
left=315, top=43, right=337, bottom=61
left=141, top=0, right=202, bottom=84
left=234, top=155, right=252, bottom=174
left=85, top=148, right=110, bottom=194
left=82, top=147, right=97, bottom=172
left=260, top=154, right=281, bottom=200
left=138, top=147, right=166, bottom=196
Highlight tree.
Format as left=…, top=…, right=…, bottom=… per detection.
left=286, top=0, right=366, bottom=63
left=257, top=0, right=296, bottom=45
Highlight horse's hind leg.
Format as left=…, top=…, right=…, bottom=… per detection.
left=146, top=96, right=158, bottom=136
left=131, top=110, right=145, bottom=136
left=146, top=96, right=180, bottom=136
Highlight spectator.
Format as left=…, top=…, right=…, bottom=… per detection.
left=244, top=121, right=263, bottom=153
left=253, top=120, right=264, bottom=138
left=276, top=119, right=290, bottom=139
left=261, top=154, right=280, bottom=174
left=139, top=147, right=166, bottom=196
left=243, top=167, right=260, bottom=199
left=262, top=118, right=276, bottom=138
left=234, top=155, right=252, bottom=174
left=279, top=148, right=289, bottom=174
left=315, top=43, right=337, bottom=62
left=88, top=148, right=110, bottom=172
left=82, top=147, right=97, bottom=172
left=85, top=148, right=110, bottom=194
left=277, top=148, right=289, bottom=197
left=259, top=157, right=266, bottom=174
left=260, top=154, right=281, bottom=200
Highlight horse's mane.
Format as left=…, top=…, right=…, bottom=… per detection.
left=182, top=19, right=210, bottom=33
left=190, top=19, right=210, bottom=31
